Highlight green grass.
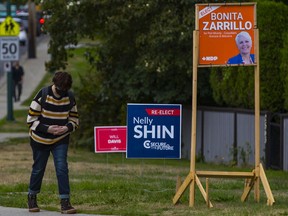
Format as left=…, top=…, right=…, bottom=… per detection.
left=0, top=109, right=28, bottom=132
left=1, top=42, right=288, bottom=215
left=66, top=47, right=91, bottom=88
left=0, top=140, right=288, bottom=215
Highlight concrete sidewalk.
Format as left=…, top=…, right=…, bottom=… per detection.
left=0, top=206, right=100, bottom=216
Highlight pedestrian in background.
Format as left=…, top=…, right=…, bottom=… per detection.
left=12, top=61, right=24, bottom=102
left=27, top=71, right=79, bottom=214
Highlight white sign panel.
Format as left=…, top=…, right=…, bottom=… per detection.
left=3, top=61, right=11, bottom=72
left=0, top=37, right=19, bottom=61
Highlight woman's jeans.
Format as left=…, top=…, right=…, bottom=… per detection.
left=28, top=143, right=70, bottom=199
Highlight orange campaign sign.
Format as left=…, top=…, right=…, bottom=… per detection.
left=196, top=3, right=256, bottom=66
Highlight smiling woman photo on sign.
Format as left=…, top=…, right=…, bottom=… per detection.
left=227, top=31, right=255, bottom=65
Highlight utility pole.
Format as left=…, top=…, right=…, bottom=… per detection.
left=28, top=0, right=36, bottom=58
left=6, top=0, right=11, bottom=16
left=6, top=0, right=14, bottom=121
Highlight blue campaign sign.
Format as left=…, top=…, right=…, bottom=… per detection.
left=127, top=103, right=182, bottom=159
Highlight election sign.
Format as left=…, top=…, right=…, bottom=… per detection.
left=126, top=104, right=182, bottom=159
left=94, top=126, right=126, bottom=153
left=197, top=3, right=256, bottom=66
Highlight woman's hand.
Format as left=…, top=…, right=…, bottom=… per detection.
left=48, top=125, right=69, bottom=135
left=56, top=126, right=69, bottom=135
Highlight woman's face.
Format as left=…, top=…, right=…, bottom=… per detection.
left=237, top=35, right=252, bottom=55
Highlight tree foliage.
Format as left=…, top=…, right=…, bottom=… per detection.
left=42, top=0, right=196, bottom=101
left=281, top=32, right=288, bottom=109
left=40, top=0, right=203, bottom=145
left=40, top=0, right=288, bottom=146
left=210, top=1, right=288, bottom=112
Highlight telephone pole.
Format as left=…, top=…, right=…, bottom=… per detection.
left=28, top=0, right=36, bottom=58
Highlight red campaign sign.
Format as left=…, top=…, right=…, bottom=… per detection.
left=94, top=126, right=127, bottom=153
left=145, top=108, right=181, bottom=116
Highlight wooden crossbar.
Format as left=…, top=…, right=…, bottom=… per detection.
left=196, top=171, right=254, bottom=178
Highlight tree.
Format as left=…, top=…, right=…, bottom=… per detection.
left=40, top=0, right=207, bottom=146
left=41, top=0, right=288, bottom=147
left=209, top=1, right=288, bottom=112
left=281, top=32, right=288, bottom=109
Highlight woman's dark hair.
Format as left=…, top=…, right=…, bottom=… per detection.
left=52, top=71, right=72, bottom=91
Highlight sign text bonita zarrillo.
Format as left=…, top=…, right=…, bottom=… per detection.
left=201, top=9, right=252, bottom=31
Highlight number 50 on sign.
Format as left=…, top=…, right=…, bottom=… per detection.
left=0, top=37, right=19, bottom=61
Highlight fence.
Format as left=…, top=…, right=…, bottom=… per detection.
left=181, top=106, right=269, bottom=167
left=282, top=115, right=288, bottom=171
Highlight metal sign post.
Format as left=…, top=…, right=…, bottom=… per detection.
left=6, top=62, right=14, bottom=121
left=0, top=0, right=20, bottom=121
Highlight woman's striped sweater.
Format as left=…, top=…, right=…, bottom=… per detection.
left=27, top=85, right=79, bottom=146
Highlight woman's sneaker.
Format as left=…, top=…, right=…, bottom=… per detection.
left=27, top=194, right=40, bottom=212
left=60, top=198, right=77, bottom=214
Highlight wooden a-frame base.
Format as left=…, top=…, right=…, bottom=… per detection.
left=173, top=163, right=275, bottom=207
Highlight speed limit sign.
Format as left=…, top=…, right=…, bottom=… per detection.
left=0, top=37, right=19, bottom=61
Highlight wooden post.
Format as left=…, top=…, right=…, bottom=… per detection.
left=176, top=176, right=182, bottom=192
left=189, top=29, right=199, bottom=207
left=254, top=28, right=260, bottom=202
left=206, top=178, right=209, bottom=208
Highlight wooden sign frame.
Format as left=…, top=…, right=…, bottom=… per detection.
left=173, top=2, right=274, bottom=207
